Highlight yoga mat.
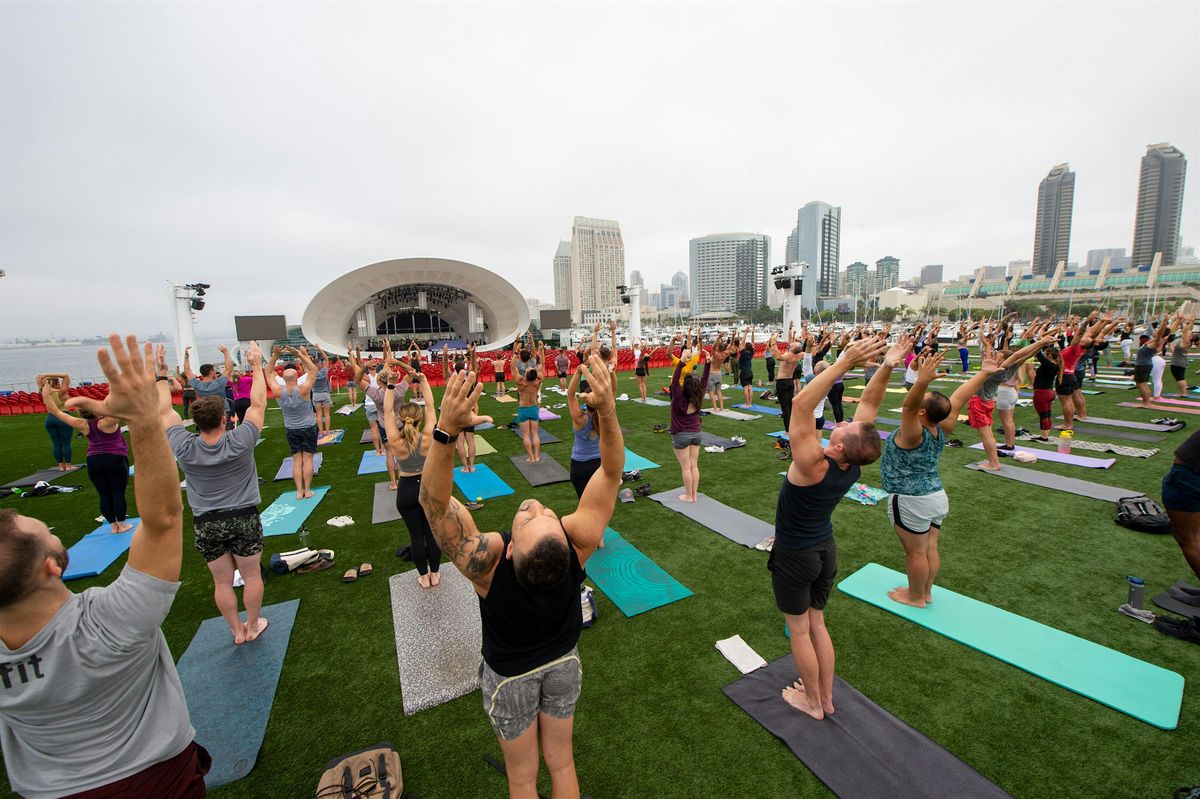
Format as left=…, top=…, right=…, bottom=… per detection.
left=389, top=568, right=482, bottom=715
left=538, top=407, right=560, bottom=421
left=178, top=599, right=299, bottom=790
left=649, top=490, right=772, bottom=548
left=723, top=655, right=1014, bottom=799
left=492, top=393, right=517, bottom=403
left=358, top=451, right=392, bottom=475
left=585, top=528, right=692, bottom=616
left=260, top=486, right=331, bottom=536
left=771, top=429, right=891, bottom=441
left=968, top=443, right=1115, bottom=469
left=511, top=426, right=560, bottom=444
left=360, top=428, right=375, bottom=444
left=839, top=563, right=1184, bottom=730
left=0, top=468, right=74, bottom=489
left=474, top=421, right=495, bottom=430
left=1059, top=415, right=1181, bottom=432
left=698, top=431, right=745, bottom=449
left=1119, top=402, right=1200, bottom=416
left=1014, top=435, right=1158, bottom=459
left=509, top=454, right=571, bottom=487
left=707, top=409, right=762, bottom=421
left=623, top=448, right=659, bottom=471
left=453, top=463, right=514, bottom=500
left=317, top=428, right=346, bottom=445
left=372, top=481, right=400, bottom=524
left=334, top=403, right=362, bottom=415
left=1149, top=397, right=1200, bottom=408
left=824, top=417, right=900, bottom=429
left=744, top=403, right=783, bottom=416
left=964, top=462, right=1140, bottom=502
left=471, top=435, right=497, bottom=456
left=632, top=397, right=672, bottom=406
left=272, top=452, right=323, bottom=481
left=62, top=519, right=141, bottom=580
left=1068, top=424, right=1164, bottom=443
left=1152, top=582, right=1200, bottom=620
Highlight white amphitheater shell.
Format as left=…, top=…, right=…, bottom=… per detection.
left=301, top=257, right=531, bottom=356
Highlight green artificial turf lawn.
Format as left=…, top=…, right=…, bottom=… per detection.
left=2, top=361, right=1198, bottom=799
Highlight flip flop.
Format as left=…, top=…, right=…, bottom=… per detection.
left=343, top=568, right=358, bottom=583
left=358, top=563, right=373, bottom=578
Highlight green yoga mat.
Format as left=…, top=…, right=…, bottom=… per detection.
left=585, top=528, right=693, bottom=617
left=838, top=563, right=1183, bottom=730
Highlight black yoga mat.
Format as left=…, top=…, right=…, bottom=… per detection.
left=509, top=454, right=571, bottom=487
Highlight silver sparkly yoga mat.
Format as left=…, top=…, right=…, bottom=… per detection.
left=389, top=568, right=482, bottom=716
left=372, top=482, right=400, bottom=524
left=964, top=462, right=1141, bottom=502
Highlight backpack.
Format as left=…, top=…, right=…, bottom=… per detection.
left=1115, top=496, right=1173, bottom=535
left=315, top=743, right=403, bottom=798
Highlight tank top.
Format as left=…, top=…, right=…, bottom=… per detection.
left=1175, top=429, right=1200, bottom=470
left=571, top=413, right=601, bottom=462
left=774, top=456, right=861, bottom=550
left=880, top=425, right=945, bottom=496
left=1033, top=351, right=1059, bottom=390
left=312, top=367, right=330, bottom=393
left=86, top=419, right=128, bottom=457
left=278, top=387, right=316, bottom=429
left=231, top=375, right=253, bottom=401
left=394, top=431, right=428, bottom=472
left=1172, top=342, right=1188, bottom=368
left=479, top=528, right=585, bottom=676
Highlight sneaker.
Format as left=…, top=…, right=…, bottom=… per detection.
left=704, top=445, right=725, bottom=453
left=653, top=424, right=668, bottom=433
left=754, top=537, right=775, bottom=552
left=998, top=444, right=1015, bottom=451
left=730, top=435, right=746, bottom=444
left=1153, top=615, right=1200, bottom=644
left=1014, top=427, right=1031, bottom=436
left=633, top=482, right=653, bottom=498
left=622, top=470, right=642, bottom=483
left=946, top=438, right=963, bottom=448
left=465, top=500, right=484, bottom=511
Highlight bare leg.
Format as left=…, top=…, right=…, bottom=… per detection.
left=206, top=555, right=247, bottom=644
left=302, top=451, right=314, bottom=497
left=672, top=446, right=690, bottom=502
left=292, top=452, right=304, bottom=498
left=976, top=425, right=1000, bottom=469
left=387, top=449, right=398, bottom=490
left=1178, top=378, right=1190, bottom=397
left=467, top=432, right=476, bottom=472
left=521, top=421, right=534, bottom=461
left=743, top=384, right=752, bottom=407
left=782, top=612, right=825, bottom=720
left=637, top=376, right=646, bottom=401
left=538, top=712, right=580, bottom=799
left=688, top=444, right=700, bottom=501
left=235, top=552, right=268, bottom=641
left=496, top=722, right=541, bottom=799
left=370, top=419, right=384, bottom=455
left=1058, top=393, right=1076, bottom=428
left=889, top=525, right=930, bottom=608
left=1137, top=381, right=1152, bottom=408
left=808, top=609, right=836, bottom=714
left=923, top=524, right=942, bottom=602
left=999, top=408, right=1016, bottom=447
left=532, top=420, right=541, bottom=462
left=456, top=437, right=468, bottom=471
left=1166, top=509, right=1200, bottom=579
left=1073, top=389, right=1087, bottom=420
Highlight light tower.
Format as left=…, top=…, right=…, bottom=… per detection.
left=168, top=282, right=209, bottom=369
left=618, top=284, right=641, bottom=344
left=772, top=263, right=807, bottom=332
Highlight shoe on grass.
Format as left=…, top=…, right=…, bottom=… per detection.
left=1153, top=615, right=1200, bottom=644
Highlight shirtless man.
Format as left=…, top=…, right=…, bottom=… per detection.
left=773, top=324, right=805, bottom=434
left=707, top=333, right=731, bottom=411
left=517, top=341, right=547, bottom=463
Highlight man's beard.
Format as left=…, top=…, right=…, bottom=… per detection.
left=51, top=544, right=69, bottom=574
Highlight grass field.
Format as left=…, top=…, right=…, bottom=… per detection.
left=2, top=360, right=1198, bottom=799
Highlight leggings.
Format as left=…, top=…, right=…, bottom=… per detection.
left=1032, top=388, right=1056, bottom=432
left=87, top=453, right=129, bottom=523
left=776, top=378, right=796, bottom=434
left=45, top=415, right=74, bottom=463
left=958, top=347, right=970, bottom=372
left=233, top=397, right=252, bottom=423
left=396, top=474, right=441, bottom=575
left=570, top=457, right=602, bottom=498
left=827, top=382, right=845, bottom=423
left=1151, top=355, right=1166, bottom=398
left=765, top=358, right=776, bottom=382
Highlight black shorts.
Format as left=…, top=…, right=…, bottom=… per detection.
left=1171, top=365, right=1187, bottom=382
left=635, top=368, right=647, bottom=377
left=739, top=369, right=753, bottom=387
left=1133, top=364, right=1152, bottom=384
left=1056, top=373, right=1078, bottom=396
left=768, top=537, right=837, bottom=615
left=285, top=425, right=319, bottom=454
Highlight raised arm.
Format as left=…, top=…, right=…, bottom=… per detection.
left=789, top=338, right=888, bottom=472
left=566, top=367, right=587, bottom=430
left=381, top=371, right=404, bottom=454
left=292, top=347, right=319, bottom=398
left=41, top=384, right=89, bottom=434
left=218, top=344, right=234, bottom=380
left=182, top=347, right=195, bottom=381
left=265, top=346, right=283, bottom=398
left=1000, top=336, right=1054, bottom=369
left=562, top=356, right=622, bottom=562
left=856, top=333, right=911, bottom=423
left=243, top=341, right=268, bottom=430
left=536, top=341, right=547, bottom=378
left=940, top=345, right=1004, bottom=435
left=896, top=349, right=943, bottom=447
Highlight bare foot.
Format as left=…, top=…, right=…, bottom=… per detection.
left=678, top=493, right=691, bottom=501
left=304, top=489, right=314, bottom=499
left=389, top=482, right=398, bottom=491
left=296, top=490, right=304, bottom=499
left=782, top=682, right=824, bottom=720
left=111, top=522, right=133, bottom=534
left=233, top=623, right=247, bottom=646
left=526, top=457, right=535, bottom=463
left=245, top=617, right=269, bottom=642
left=924, top=592, right=933, bottom=604
left=978, top=460, right=1002, bottom=471
left=789, top=679, right=836, bottom=715
left=418, top=573, right=432, bottom=589
left=888, top=586, right=927, bottom=608
left=429, top=572, right=440, bottom=587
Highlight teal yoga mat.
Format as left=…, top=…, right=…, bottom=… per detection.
left=838, top=563, right=1184, bottom=729
left=62, top=519, right=141, bottom=580
left=585, top=528, right=692, bottom=617
left=623, top=448, right=659, bottom=471
left=177, top=599, right=299, bottom=789
left=453, top=464, right=514, bottom=500
left=260, top=486, right=331, bottom=536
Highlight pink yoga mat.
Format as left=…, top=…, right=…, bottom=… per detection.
left=969, top=443, right=1115, bottom=469
left=1144, top=397, right=1200, bottom=408
left=1118, top=402, right=1200, bottom=416
left=538, top=408, right=561, bottom=421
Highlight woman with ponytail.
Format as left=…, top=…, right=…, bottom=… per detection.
left=670, top=344, right=710, bottom=503
left=567, top=364, right=604, bottom=498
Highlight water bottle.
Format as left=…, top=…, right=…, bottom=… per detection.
left=299, top=526, right=310, bottom=549
left=1127, top=576, right=1145, bottom=610
left=1057, top=430, right=1072, bottom=454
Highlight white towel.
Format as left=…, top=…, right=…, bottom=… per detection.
left=715, top=635, right=767, bottom=674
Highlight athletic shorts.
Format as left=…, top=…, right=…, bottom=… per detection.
left=768, top=537, right=837, bottom=615
left=194, top=507, right=263, bottom=562
left=708, top=373, right=722, bottom=392
left=967, top=396, right=995, bottom=428
left=1056, top=373, right=1078, bottom=396
left=635, top=368, right=647, bottom=377
left=479, top=647, right=582, bottom=741
left=888, top=490, right=949, bottom=534
left=311, top=391, right=332, bottom=406
left=517, top=405, right=539, bottom=423
left=1134, top=364, right=1152, bottom=384
left=365, top=404, right=378, bottom=421
left=1171, top=365, right=1187, bottom=382
left=739, top=369, right=753, bottom=387
left=285, top=425, right=319, bottom=454
left=1162, top=464, right=1200, bottom=513
left=995, top=385, right=1018, bottom=412
left=672, top=431, right=702, bottom=449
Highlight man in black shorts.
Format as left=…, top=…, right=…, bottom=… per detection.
left=771, top=333, right=899, bottom=720
left=737, top=325, right=757, bottom=408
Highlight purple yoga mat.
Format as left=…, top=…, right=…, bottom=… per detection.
left=969, top=443, right=1115, bottom=469
left=1117, top=402, right=1200, bottom=416
left=538, top=408, right=561, bottom=421
left=1137, top=397, right=1200, bottom=408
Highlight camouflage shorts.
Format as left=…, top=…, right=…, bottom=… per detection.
left=194, top=509, right=264, bottom=562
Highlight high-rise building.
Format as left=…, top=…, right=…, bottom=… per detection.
left=919, top=264, right=944, bottom=286
left=1086, top=248, right=1126, bottom=270
left=657, top=284, right=681, bottom=310
left=789, top=201, right=841, bottom=302
left=785, top=231, right=798, bottom=266
left=844, top=261, right=870, bottom=301
left=570, top=217, right=625, bottom=322
left=866, top=270, right=878, bottom=297
left=980, top=265, right=1007, bottom=280
left=689, top=233, right=772, bottom=314
left=552, top=241, right=572, bottom=310
left=629, top=269, right=643, bottom=288
left=1007, top=259, right=1030, bottom=277
left=1132, top=143, right=1187, bottom=267
left=876, top=256, right=900, bottom=292
left=671, top=271, right=688, bottom=295
left=1032, top=163, right=1075, bottom=276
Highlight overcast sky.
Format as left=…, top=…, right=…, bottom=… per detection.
left=2, top=1, right=1197, bottom=339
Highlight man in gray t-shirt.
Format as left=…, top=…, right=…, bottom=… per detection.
left=183, top=342, right=234, bottom=401
left=0, top=335, right=208, bottom=797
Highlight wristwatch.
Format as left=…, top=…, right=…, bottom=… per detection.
left=432, top=426, right=459, bottom=445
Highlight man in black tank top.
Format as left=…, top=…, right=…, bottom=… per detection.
left=771, top=333, right=904, bottom=721
left=419, top=354, right=623, bottom=798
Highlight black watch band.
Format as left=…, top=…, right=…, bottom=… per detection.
left=156, top=376, right=170, bottom=382
left=386, top=384, right=396, bottom=391
left=432, top=426, right=459, bottom=444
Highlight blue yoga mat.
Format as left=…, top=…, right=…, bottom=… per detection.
left=62, top=519, right=141, bottom=580
left=357, top=451, right=390, bottom=475
left=623, top=448, right=660, bottom=471
left=453, top=464, right=514, bottom=500
left=260, top=486, right=331, bottom=536
left=745, top=403, right=783, bottom=416
left=317, top=428, right=345, bottom=445
left=177, top=599, right=299, bottom=790
left=585, top=528, right=692, bottom=617
left=839, top=563, right=1184, bottom=729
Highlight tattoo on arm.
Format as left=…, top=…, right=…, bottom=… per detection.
left=418, top=484, right=496, bottom=579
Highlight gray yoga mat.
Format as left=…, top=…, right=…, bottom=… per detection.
left=272, top=452, right=323, bottom=481
left=1152, top=582, right=1200, bottom=620
left=1, top=468, right=74, bottom=489
left=964, top=462, right=1142, bottom=502
left=1057, top=415, right=1182, bottom=432
left=509, top=454, right=571, bottom=486
left=723, top=655, right=1013, bottom=799
left=633, top=397, right=672, bottom=406
left=360, top=429, right=375, bottom=444
left=389, top=568, right=482, bottom=716
left=649, top=489, right=772, bottom=547
left=372, top=481, right=400, bottom=524
left=705, top=409, right=761, bottom=421
left=699, top=431, right=745, bottom=449
left=1067, top=424, right=1164, bottom=443
left=511, top=426, right=560, bottom=444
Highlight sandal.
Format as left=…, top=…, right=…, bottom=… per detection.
left=343, top=568, right=358, bottom=583
left=358, top=563, right=373, bottom=578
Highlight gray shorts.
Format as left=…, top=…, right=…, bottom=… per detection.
left=887, top=490, right=949, bottom=534
left=994, top=385, right=1018, bottom=411
left=479, top=647, right=582, bottom=740
left=365, top=404, right=378, bottom=421
left=312, top=391, right=332, bottom=406
left=671, top=431, right=702, bottom=449
left=708, top=373, right=722, bottom=392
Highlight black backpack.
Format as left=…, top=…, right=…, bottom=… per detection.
left=1115, top=496, right=1173, bottom=535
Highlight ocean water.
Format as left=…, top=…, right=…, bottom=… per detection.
left=0, top=335, right=235, bottom=391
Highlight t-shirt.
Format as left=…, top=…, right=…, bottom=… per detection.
left=1060, top=344, right=1083, bottom=375
left=0, top=566, right=194, bottom=799
left=1033, top=350, right=1059, bottom=390
left=555, top=354, right=569, bottom=373
left=978, top=366, right=1019, bottom=401
left=738, top=346, right=753, bottom=372
left=881, top=425, right=946, bottom=496
left=1136, top=344, right=1156, bottom=367
left=168, top=421, right=261, bottom=515
left=189, top=375, right=229, bottom=399
left=231, top=375, right=254, bottom=401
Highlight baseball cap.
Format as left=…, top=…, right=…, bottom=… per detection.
left=618, top=487, right=635, bottom=504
